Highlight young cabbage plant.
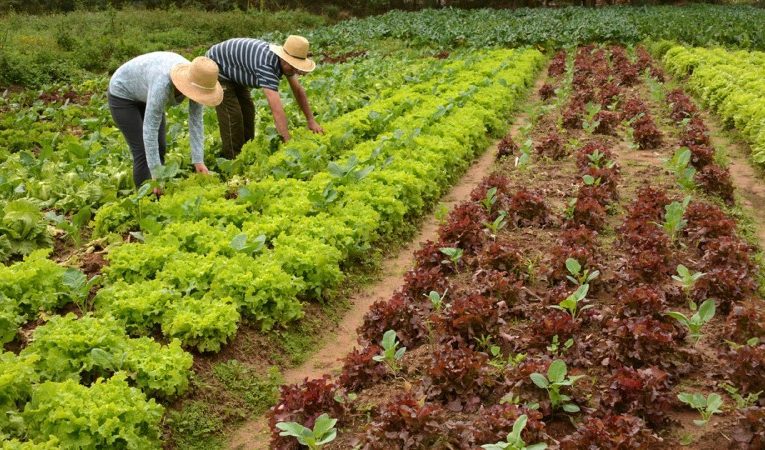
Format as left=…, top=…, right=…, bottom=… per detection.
left=547, top=335, right=574, bottom=356
left=677, top=392, right=723, bottom=426
left=666, top=147, right=696, bottom=191
left=484, top=211, right=508, bottom=237
left=482, top=187, right=498, bottom=213
left=720, top=383, right=762, bottom=410
left=565, top=258, right=599, bottom=286
left=62, top=268, right=101, bottom=313
left=665, top=299, right=715, bottom=344
left=439, top=247, right=464, bottom=268
left=672, top=264, right=704, bottom=308
left=530, top=359, right=584, bottom=413
left=661, top=196, right=691, bottom=244
left=481, top=414, right=547, bottom=450
left=563, top=198, right=577, bottom=221
left=515, top=138, right=534, bottom=169
left=275, top=413, right=337, bottom=450
left=489, top=346, right=526, bottom=370
left=582, top=175, right=601, bottom=186
left=549, top=284, right=591, bottom=320
left=372, top=329, right=406, bottom=373
left=582, top=102, right=602, bottom=135
left=426, top=289, right=447, bottom=312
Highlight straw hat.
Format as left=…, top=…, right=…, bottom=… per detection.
left=269, top=35, right=316, bottom=73
left=170, top=56, right=224, bottom=107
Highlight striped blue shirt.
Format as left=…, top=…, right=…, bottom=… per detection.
left=206, top=38, right=283, bottom=91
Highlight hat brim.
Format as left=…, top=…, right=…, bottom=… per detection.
left=269, top=44, right=316, bottom=73
left=170, top=64, right=224, bottom=107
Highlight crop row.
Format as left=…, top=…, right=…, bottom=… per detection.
left=91, top=49, right=546, bottom=353
left=659, top=45, right=765, bottom=164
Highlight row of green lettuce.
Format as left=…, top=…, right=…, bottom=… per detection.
left=657, top=44, right=765, bottom=164
left=0, top=48, right=545, bottom=448
left=0, top=48, right=441, bottom=264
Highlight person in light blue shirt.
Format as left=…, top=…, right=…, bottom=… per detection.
left=108, top=53, right=223, bottom=189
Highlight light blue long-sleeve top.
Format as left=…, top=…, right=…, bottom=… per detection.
left=108, top=52, right=204, bottom=177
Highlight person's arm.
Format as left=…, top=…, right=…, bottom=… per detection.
left=143, top=83, right=170, bottom=179
left=287, top=75, right=323, bottom=134
left=263, top=88, right=290, bottom=142
left=188, top=100, right=208, bottom=174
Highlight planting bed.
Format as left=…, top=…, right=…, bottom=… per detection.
left=264, top=46, right=765, bottom=449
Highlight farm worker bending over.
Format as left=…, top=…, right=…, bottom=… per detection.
left=108, top=53, right=224, bottom=189
left=206, top=35, right=324, bottom=158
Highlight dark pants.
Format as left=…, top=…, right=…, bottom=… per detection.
left=216, top=79, right=255, bottom=159
left=108, top=92, right=166, bottom=188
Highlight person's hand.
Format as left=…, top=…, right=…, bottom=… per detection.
left=194, top=163, right=210, bottom=174
left=307, top=120, right=324, bottom=134
left=281, top=132, right=291, bottom=143
left=152, top=187, right=163, bottom=198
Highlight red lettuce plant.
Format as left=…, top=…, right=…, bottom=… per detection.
left=361, top=392, right=449, bottom=449
left=359, top=292, right=427, bottom=348
left=695, top=165, right=735, bottom=205
left=508, top=189, right=550, bottom=227
left=535, top=132, right=566, bottom=160
left=496, top=134, right=519, bottom=160
left=618, top=285, right=667, bottom=318
left=721, top=343, right=765, bottom=395
left=631, top=115, right=663, bottom=150
left=560, top=414, right=663, bottom=449
left=571, top=195, right=607, bottom=230
left=612, top=316, right=684, bottom=367
left=548, top=50, right=567, bottom=77
left=683, top=201, right=737, bottom=247
left=438, top=202, right=488, bottom=253
left=594, top=110, right=620, bottom=135
left=733, top=407, right=765, bottom=449
left=469, top=404, right=546, bottom=447
left=575, top=141, right=613, bottom=172
left=601, top=366, right=675, bottom=427
left=563, top=99, right=585, bottom=129
left=539, top=83, right=556, bottom=100
left=726, top=304, right=765, bottom=344
left=435, top=293, right=499, bottom=342
left=338, top=344, right=389, bottom=391
left=425, top=343, right=495, bottom=412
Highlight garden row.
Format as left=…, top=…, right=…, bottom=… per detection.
left=263, top=45, right=764, bottom=449
left=0, top=48, right=444, bottom=264
left=0, top=49, right=545, bottom=448
left=658, top=44, right=765, bottom=166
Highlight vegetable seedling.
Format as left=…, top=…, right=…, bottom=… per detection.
left=565, top=258, right=599, bottom=286
left=530, top=359, right=584, bottom=413
left=276, top=413, right=337, bottom=449
left=481, top=414, right=547, bottom=450
left=549, top=284, right=592, bottom=320
left=439, top=247, right=463, bottom=268
left=373, top=330, right=406, bottom=373
left=665, top=298, right=715, bottom=344
left=677, top=392, right=723, bottom=426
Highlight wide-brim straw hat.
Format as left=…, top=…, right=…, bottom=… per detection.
left=170, top=56, right=224, bottom=107
left=269, top=35, right=316, bottom=73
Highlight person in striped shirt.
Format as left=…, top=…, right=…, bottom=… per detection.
left=206, top=35, right=324, bottom=158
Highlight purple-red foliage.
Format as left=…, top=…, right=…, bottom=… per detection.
left=666, top=88, right=698, bottom=122
left=359, top=292, right=426, bottom=348
left=734, top=407, right=765, bottom=449
left=338, top=344, right=389, bottom=391
left=477, top=238, right=524, bottom=273
left=598, top=82, right=622, bottom=107
left=611, top=46, right=639, bottom=86
left=680, top=117, right=710, bottom=147
left=613, top=317, right=684, bottom=366
left=496, top=134, right=519, bottom=160
left=683, top=201, right=737, bottom=247
left=621, top=97, right=648, bottom=122
left=618, top=285, right=667, bottom=318
left=625, top=187, right=670, bottom=222
left=624, top=250, right=671, bottom=283
left=537, top=309, right=581, bottom=340
left=571, top=195, right=607, bottom=230
left=726, top=304, right=765, bottom=344
left=601, top=366, right=675, bottom=427
left=632, top=115, right=663, bottom=150
left=575, top=141, right=614, bottom=172
left=508, top=189, right=550, bottom=227
left=361, top=392, right=448, bottom=449
left=535, top=132, right=567, bottom=160
left=438, top=201, right=487, bottom=253
left=563, top=99, right=585, bottom=129
left=560, top=414, right=663, bottom=449
left=721, top=344, right=765, bottom=395
left=473, top=268, right=524, bottom=301
left=546, top=226, right=598, bottom=284
left=269, top=376, right=346, bottom=449
left=619, top=220, right=669, bottom=254
left=694, top=268, right=756, bottom=313
left=425, top=343, right=495, bottom=411
left=548, top=50, right=567, bottom=77
left=695, top=164, right=735, bottom=205
left=436, top=294, right=499, bottom=342
left=470, top=173, right=512, bottom=203
left=687, top=143, right=715, bottom=169
left=594, top=110, right=620, bottom=135
left=585, top=166, right=620, bottom=202
left=539, top=83, right=556, bottom=100
left=470, top=405, right=546, bottom=446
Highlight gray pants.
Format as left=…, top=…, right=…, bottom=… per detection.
left=108, top=92, right=166, bottom=188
